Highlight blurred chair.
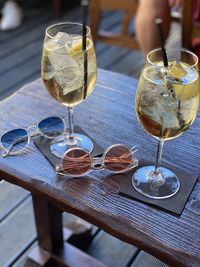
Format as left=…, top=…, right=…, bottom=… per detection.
left=52, top=0, right=62, bottom=17
left=89, top=0, right=140, bottom=50
left=182, top=0, right=200, bottom=49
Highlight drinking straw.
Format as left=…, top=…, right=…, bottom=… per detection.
left=81, top=0, right=89, bottom=99
left=155, top=18, right=168, bottom=67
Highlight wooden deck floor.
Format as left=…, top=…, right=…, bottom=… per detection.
left=0, top=3, right=181, bottom=267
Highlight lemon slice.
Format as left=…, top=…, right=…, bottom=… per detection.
left=162, top=62, right=199, bottom=100
left=70, top=38, right=91, bottom=54
left=168, top=62, right=187, bottom=79
left=171, top=65, right=199, bottom=100
left=173, top=81, right=199, bottom=100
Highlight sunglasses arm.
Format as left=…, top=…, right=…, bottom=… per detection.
left=129, top=146, right=139, bottom=170
left=55, top=164, right=82, bottom=178
left=130, top=146, right=138, bottom=155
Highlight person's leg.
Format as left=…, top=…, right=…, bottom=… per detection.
left=135, top=0, right=171, bottom=56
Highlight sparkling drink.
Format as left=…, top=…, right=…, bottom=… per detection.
left=135, top=61, right=200, bottom=140
left=42, top=33, right=97, bottom=107
left=41, top=23, right=97, bottom=158
left=132, top=48, right=200, bottom=199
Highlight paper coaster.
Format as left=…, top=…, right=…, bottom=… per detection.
left=34, top=126, right=103, bottom=167
left=119, top=159, right=198, bottom=215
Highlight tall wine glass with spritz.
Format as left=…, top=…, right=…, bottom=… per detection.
left=133, top=48, right=200, bottom=199
left=41, top=22, right=97, bottom=158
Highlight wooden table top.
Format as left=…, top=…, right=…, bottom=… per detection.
left=0, top=69, right=200, bottom=267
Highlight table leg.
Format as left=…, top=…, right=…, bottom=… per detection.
left=28, top=194, right=106, bottom=267
left=32, top=194, right=63, bottom=253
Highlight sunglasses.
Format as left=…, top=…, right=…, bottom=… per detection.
left=56, top=144, right=138, bottom=177
left=1, top=116, right=66, bottom=157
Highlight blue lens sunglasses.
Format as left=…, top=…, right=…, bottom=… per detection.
left=0, top=116, right=66, bottom=157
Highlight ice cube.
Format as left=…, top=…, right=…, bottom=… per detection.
left=45, top=32, right=72, bottom=55
left=49, top=51, right=77, bottom=71
left=140, top=90, right=180, bottom=129
left=47, top=31, right=79, bottom=71
left=55, top=32, right=69, bottom=45
left=168, top=61, right=187, bottom=79
left=144, top=66, right=165, bottom=85
left=160, top=100, right=180, bottom=128
left=55, top=67, right=83, bottom=95
left=159, top=62, right=187, bottom=89
left=55, top=32, right=72, bottom=51
left=139, top=92, right=162, bottom=124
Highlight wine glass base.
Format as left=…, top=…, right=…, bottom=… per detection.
left=132, top=166, right=180, bottom=199
left=50, top=133, right=94, bottom=158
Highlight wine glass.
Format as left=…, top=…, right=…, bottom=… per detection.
left=133, top=48, right=200, bottom=199
left=41, top=22, right=97, bottom=158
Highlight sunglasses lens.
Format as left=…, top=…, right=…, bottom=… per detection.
left=1, top=129, right=28, bottom=154
left=62, top=148, right=91, bottom=176
left=38, top=117, right=64, bottom=138
left=104, top=145, right=132, bottom=172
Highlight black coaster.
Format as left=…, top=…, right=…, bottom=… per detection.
left=119, top=159, right=198, bottom=215
left=34, top=126, right=103, bottom=167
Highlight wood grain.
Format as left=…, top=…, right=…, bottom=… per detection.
left=0, top=69, right=200, bottom=267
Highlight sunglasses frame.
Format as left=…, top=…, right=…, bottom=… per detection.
left=56, top=144, right=138, bottom=177
left=0, top=115, right=66, bottom=157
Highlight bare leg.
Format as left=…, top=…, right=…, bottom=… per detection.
left=135, top=0, right=171, bottom=56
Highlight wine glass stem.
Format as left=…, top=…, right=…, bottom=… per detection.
left=68, top=107, right=76, bottom=144
left=155, top=139, right=164, bottom=174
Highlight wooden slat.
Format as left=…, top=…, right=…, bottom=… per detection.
left=12, top=226, right=138, bottom=267
left=86, top=231, right=139, bottom=267
left=0, top=181, right=29, bottom=222
left=0, top=198, right=36, bottom=267
left=12, top=242, right=38, bottom=267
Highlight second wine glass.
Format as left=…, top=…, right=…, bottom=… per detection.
left=41, top=22, right=97, bottom=158
left=133, top=48, right=200, bottom=199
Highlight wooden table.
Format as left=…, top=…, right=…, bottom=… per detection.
left=0, top=69, right=200, bottom=267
